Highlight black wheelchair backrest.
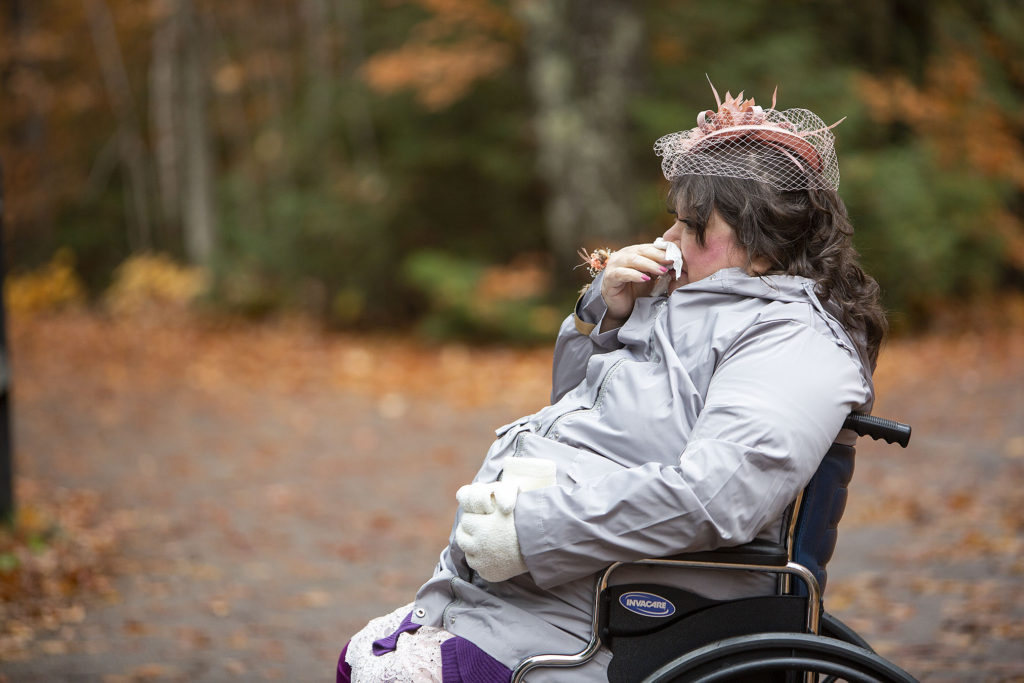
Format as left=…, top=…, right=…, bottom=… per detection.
left=791, top=442, right=855, bottom=595
left=792, top=414, right=911, bottom=595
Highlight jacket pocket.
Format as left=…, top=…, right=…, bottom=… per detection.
left=510, top=432, right=626, bottom=487
left=565, top=448, right=627, bottom=484
left=507, top=432, right=583, bottom=487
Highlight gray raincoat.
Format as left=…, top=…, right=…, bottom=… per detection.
left=411, top=267, right=874, bottom=681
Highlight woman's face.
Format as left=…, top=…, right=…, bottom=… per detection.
left=661, top=208, right=751, bottom=291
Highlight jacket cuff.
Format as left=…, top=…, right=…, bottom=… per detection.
left=574, top=273, right=624, bottom=349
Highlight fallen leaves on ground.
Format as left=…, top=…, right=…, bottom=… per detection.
left=4, top=307, right=1024, bottom=679
left=0, top=479, right=134, bottom=661
left=11, top=310, right=555, bottom=414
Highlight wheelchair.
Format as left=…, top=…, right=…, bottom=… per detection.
left=511, top=414, right=917, bottom=683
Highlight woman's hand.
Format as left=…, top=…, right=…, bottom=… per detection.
left=455, top=481, right=527, bottom=582
left=599, top=244, right=671, bottom=330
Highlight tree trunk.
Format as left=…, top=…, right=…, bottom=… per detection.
left=179, top=0, right=216, bottom=267
left=150, top=0, right=181, bottom=238
left=301, top=0, right=333, bottom=147
left=6, top=0, right=54, bottom=246
left=516, top=0, right=642, bottom=278
left=0, top=162, right=13, bottom=520
left=335, top=0, right=380, bottom=172
left=84, top=0, right=153, bottom=251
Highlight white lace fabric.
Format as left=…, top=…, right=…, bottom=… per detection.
left=346, top=603, right=454, bottom=683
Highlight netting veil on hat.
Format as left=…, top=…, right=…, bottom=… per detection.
left=654, top=82, right=843, bottom=192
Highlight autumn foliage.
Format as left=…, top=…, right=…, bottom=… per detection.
left=2, top=0, right=1023, bottom=334
left=361, top=0, right=518, bottom=110
left=858, top=51, right=1024, bottom=272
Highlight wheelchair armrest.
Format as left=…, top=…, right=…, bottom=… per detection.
left=660, top=538, right=788, bottom=567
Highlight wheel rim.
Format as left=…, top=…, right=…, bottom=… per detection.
left=644, top=633, right=917, bottom=683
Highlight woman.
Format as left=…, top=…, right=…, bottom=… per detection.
left=339, top=86, right=886, bottom=682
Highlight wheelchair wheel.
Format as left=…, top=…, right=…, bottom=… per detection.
left=643, top=632, right=918, bottom=683
left=821, top=612, right=874, bottom=652
left=817, top=612, right=878, bottom=683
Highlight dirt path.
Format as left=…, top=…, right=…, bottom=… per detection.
left=1, top=312, right=1022, bottom=681
left=826, top=331, right=1024, bottom=681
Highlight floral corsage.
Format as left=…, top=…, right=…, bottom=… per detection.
left=577, top=247, right=614, bottom=278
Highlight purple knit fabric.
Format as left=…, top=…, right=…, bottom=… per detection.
left=336, top=642, right=352, bottom=683
left=371, top=612, right=422, bottom=656
left=441, top=636, right=512, bottom=683
left=339, top=611, right=512, bottom=682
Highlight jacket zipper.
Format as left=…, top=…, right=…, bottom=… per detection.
left=647, top=298, right=669, bottom=365
left=542, top=357, right=627, bottom=438
left=542, top=300, right=663, bottom=439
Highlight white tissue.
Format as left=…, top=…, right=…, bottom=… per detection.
left=650, top=238, right=683, bottom=297
left=653, top=238, right=683, bottom=279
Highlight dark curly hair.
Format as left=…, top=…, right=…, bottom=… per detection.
left=668, top=155, right=887, bottom=366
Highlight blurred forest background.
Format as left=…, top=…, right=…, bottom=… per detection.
left=3, top=1, right=1024, bottom=679
left=3, top=0, right=1024, bottom=340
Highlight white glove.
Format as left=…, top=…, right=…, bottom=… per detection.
left=456, top=480, right=520, bottom=515
left=454, top=457, right=556, bottom=583
left=455, top=481, right=526, bottom=582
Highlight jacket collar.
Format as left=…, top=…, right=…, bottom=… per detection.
left=677, top=267, right=814, bottom=303
left=675, top=267, right=875, bottom=379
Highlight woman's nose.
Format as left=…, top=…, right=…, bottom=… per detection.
left=662, top=222, right=681, bottom=241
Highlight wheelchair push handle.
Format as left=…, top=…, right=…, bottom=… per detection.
left=843, top=413, right=912, bottom=448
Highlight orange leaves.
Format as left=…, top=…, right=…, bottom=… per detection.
left=476, top=258, right=550, bottom=302
left=362, top=0, right=518, bottom=110
left=363, top=40, right=512, bottom=110
left=990, top=211, right=1024, bottom=271
left=103, top=252, right=208, bottom=317
left=9, top=305, right=555, bottom=414
left=5, top=250, right=209, bottom=319
left=410, top=0, right=517, bottom=36
left=857, top=54, right=1024, bottom=295
left=856, top=52, right=1024, bottom=188
left=0, top=480, right=127, bottom=661
left=4, top=248, right=87, bottom=315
